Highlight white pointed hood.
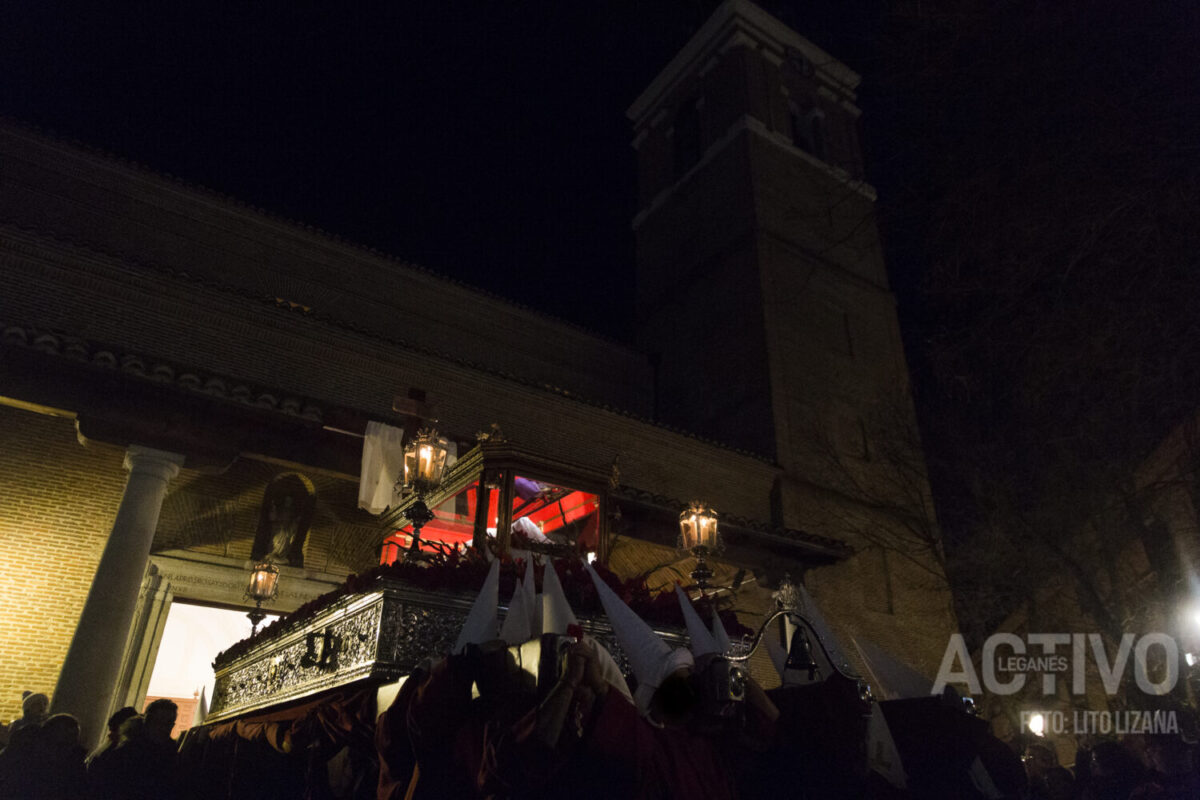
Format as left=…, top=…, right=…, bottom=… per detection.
left=453, top=559, right=500, bottom=653
left=585, top=564, right=692, bottom=713
left=523, top=557, right=543, bottom=637
left=192, top=686, right=208, bottom=727
left=794, top=581, right=852, bottom=672
left=711, top=610, right=732, bottom=654
left=500, top=584, right=533, bottom=645
left=542, top=561, right=578, bottom=635
left=591, top=638, right=634, bottom=701
left=674, top=585, right=719, bottom=657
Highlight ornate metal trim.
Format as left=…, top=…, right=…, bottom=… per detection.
left=207, top=576, right=686, bottom=721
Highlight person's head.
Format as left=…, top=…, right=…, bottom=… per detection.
left=1144, top=733, right=1193, bottom=776
left=651, top=667, right=697, bottom=727
left=117, top=715, right=145, bottom=745
left=21, top=692, right=48, bottom=720
left=1041, top=766, right=1075, bottom=800
left=5, top=724, right=40, bottom=751
left=472, top=639, right=527, bottom=699
left=42, top=713, right=80, bottom=748
left=144, top=698, right=177, bottom=740
left=1023, top=742, right=1057, bottom=780
left=106, top=706, right=139, bottom=745
left=1088, top=739, right=1143, bottom=789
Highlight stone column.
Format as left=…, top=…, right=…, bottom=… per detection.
left=50, top=445, right=183, bottom=747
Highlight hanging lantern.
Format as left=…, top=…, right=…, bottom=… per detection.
left=244, top=561, right=279, bottom=633
left=401, top=428, right=450, bottom=496
left=246, top=561, right=280, bottom=603
left=245, top=561, right=280, bottom=635
left=679, top=501, right=720, bottom=590
left=679, top=501, right=720, bottom=553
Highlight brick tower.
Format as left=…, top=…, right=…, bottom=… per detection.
left=631, top=0, right=955, bottom=674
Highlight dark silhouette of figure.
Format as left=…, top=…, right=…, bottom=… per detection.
left=89, top=700, right=179, bottom=800
left=403, top=642, right=537, bottom=799
left=251, top=473, right=316, bottom=567
left=0, top=711, right=85, bottom=798
left=11, top=691, right=49, bottom=733
left=87, top=706, right=138, bottom=765
left=28, top=713, right=87, bottom=799
left=0, top=722, right=42, bottom=796
left=1025, top=742, right=1074, bottom=799
left=88, top=714, right=142, bottom=799
left=1129, top=734, right=1200, bottom=799
left=1082, top=740, right=1147, bottom=800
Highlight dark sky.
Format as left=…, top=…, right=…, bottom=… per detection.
left=0, top=1, right=877, bottom=338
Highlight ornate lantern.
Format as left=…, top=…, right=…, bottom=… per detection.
left=679, top=501, right=720, bottom=589
left=401, top=428, right=449, bottom=496
left=245, top=561, right=280, bottom=635
left=399, top=429, right=449, bottom=553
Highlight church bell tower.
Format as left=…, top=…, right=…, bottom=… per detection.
left=632, top=0, right=911, bottom=489
left=631, top=0, right=956, bottom=684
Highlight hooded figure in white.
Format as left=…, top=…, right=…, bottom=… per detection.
left=541, top=561, right=576, bottom=636
left=500, top=583, right=534, bottom=646
left=585, top=564, right=692, bottom=715
left=453, top=559, right=501, bottom=653
left=711, top=610, right=733, bottom=655
left=500, top=557, right=544, bottom=646
left=544, top=561, right=631, bottom=701
left=523, top=556, right=542, bottom=638
left=674, top=584, right=720, bottom=658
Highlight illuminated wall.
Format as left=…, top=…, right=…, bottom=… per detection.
left=0, top=405, right=126, bottom=722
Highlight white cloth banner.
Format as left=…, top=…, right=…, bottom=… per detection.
left=358, top=422, right=406, bottom=514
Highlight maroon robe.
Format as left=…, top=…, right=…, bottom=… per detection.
left=405, top=658, right=477, bottom=799
left=376, top=672, right=425, bottom=800
left=483, top=688, right=749, bottom=800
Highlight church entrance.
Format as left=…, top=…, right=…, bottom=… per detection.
left=144, top=602, right=278, bottom=739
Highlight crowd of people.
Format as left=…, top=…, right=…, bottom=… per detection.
left=1019, top=736, right=1200, bottom=800
left=372, top=560, right=1200, bottom=799
left=3, top=557, right=1200, bottom=799
left=0, top=693, right=179, bottom=798
left=375, top=561, right=794, bottom=800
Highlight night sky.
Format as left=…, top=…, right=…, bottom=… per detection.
left=0, top=0, right=877, bottom=338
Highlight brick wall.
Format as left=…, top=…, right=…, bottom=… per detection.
left=0, top=405, right=126, bottom=723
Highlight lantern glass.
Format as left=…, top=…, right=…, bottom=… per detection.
left=246, top=561, right=280, bottom=603
left=402, top=429, right=450, bottom=494
left=679, top=502, right=720, bottom=552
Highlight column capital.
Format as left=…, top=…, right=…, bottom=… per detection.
left=124, top=445, right=185, bottom=482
